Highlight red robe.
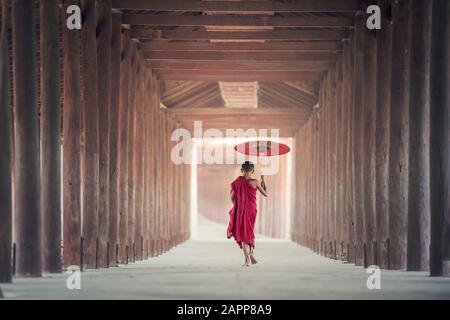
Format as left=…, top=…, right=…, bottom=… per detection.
left=227, top=176, right=258, bottom=248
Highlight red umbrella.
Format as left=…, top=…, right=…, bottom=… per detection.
left=234, top=140, right=290, bottom=157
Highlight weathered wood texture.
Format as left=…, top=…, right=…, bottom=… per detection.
left=375, top=0, right=392, bottom=270
left=108, top=11, right=121, bottom=267
left=13, top=0, right=42, bottom=277
left=0, top=0, right=12, bottom=283
left=118, top=27, right=130, bottom=263
left=81, top=0, right=100, bottom=269
left=407, top=0, right=432, bottom=272
left=40, top=0, right=62, bottom=274
left=62, top=0, right=82, bottom=268
left=388, top=0, right=411, bottom=270
left=97, top=0, right=112, bottom=268
left=430, top=0, right=450, bottom=277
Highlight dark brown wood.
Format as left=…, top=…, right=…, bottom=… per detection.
left=113, top=0, right=360, bottom=13
left=127, top=42, right=138, bottom=252
left=118, top=27, right=131, bottom=263
left=134, top=54, right=144, bottom=260
left=352, top=13, right=365, bottom=266
left=140, top=41, right=342, bottom=52
left=375, top=0, right=392, bottom=270
left=133, top=29, right=350, bottom=41
left=109, top=12, right=121, bottom=267
left=62, top=0, right=82, bottom=268
left=13, top=0, right=42, bottom=277
left=343, top=36, right=355, bottom=262
left=362, top=4, right=377, bottom=267
left=388, top=0, right=411, bottom=270
left=148, top=60, right=332, bottom=72
left=0, top=0, right=12, bottom=283
left=81, top=0, right=99, bottom=269
left=156, top=70, right=324, bottom=82
left=97, top=0, right=112, bottom=268
left=123, top=14, right=353, bottom=28
left=145, top=51, right=337, bottom=62
left=407, top=0, right=432, bottom=272
left=429, top=0, right=450, bottom=277
left=335, top=53, right=344, bottom=251
left=40, top=0, right=62, bottom=274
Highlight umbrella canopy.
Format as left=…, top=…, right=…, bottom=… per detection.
left=234, top=140, right=290, bottom=157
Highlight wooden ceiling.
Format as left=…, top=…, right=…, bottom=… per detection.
left=111, top=0, right=360, bottom=137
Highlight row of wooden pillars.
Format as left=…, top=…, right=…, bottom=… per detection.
left=0, top=0, right=190, bottom=282
left=293, top=0, right=449, bottom=276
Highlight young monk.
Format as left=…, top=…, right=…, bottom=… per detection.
left=227, top=161, right=268, bottom=267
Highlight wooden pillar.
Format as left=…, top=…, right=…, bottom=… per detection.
left=97, top=0, right=112, bottom=268
left=375, top=0, right=392, bottom=270
left=329, top=66, right=338, bottom=258
left=62, top=0, right=82, bottom=268
left=407, top=0, right=432, bottom=272
left=127, top=42, right=137, bottom=260
left=388, top=0, right=411, bottom=270
left=81, top=0, right=99, bottom=269
left=352, top=12, right=365, bottom=266
left=142, top=70, right=151, bottom=258
left=13, top=0, right=42, bottom=277
left=134, top=55, right=144, bottom=261
left=335, top=53, right=344, bottom=256
left=429, top=0, right=450, bottom=277
left=40, top=0, right=62, bottom=274
left=362, top=3, right=378, bottom=267
left=118, top=27, right=131, bottom=263
left=0, top=0, right=12, bottom=283
left=108, top=11, right=121, bottom=266
left=344, top=34, right=355, bottom=263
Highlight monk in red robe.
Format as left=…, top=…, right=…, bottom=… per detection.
left=227, top=161, right=268, bottom=267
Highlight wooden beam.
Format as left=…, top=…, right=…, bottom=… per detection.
left=96, top=0, right=112, bottom=269
left=145, top=51, right=336, bottom=62
left=13, top=0, right=42, bottom=277
left=127, top=42, right=138, bottom=260
left=62, top=0, right=82, bottom=269
left=40, top=0, right=62, bottom=274
left=156, top=70, right=324, bottom=81
left=81, top=0, right=99, bottom=269
left=375, top=0, right=391, bottom=270
left=109, top=11, right=121, bottom=267
left=407, top=0, right=432, bottom=272
left=132, top=29, right=350, bottom=41
left=123, top=14, right=354, bottom=28
left=113, top=0, right=360, bottom=13
left=0, top=0, right=12, bottom=283
left=388, top=0, right=411, bottom=270
left=167, top=107, right=310, bottom=117
left=118, top=28, right=131, bottom=264
left=429, top=0, right=450, bottom=277
left=362, top=4, right=377, bottom=268
left=148, top=60, right=332, bottom=71
left=140, top=41, right=342, bottom=52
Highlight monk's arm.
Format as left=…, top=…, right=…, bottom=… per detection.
left=231, top=190, right=235, bottom=202
left=257, top=180, right=268, bottom=197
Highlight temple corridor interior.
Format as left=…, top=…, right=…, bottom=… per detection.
left=0, top=0, right=449, bottom=300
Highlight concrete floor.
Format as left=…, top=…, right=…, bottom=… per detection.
left=1, top=240, right=450, bottom=300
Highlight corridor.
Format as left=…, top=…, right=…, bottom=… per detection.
left=2, top=240, right=450, bottom=300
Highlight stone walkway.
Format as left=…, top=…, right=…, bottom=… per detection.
left=1, top=240, right=450, bottom=300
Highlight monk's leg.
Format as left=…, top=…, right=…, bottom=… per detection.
left=242, top=243, right=250, bottom=267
